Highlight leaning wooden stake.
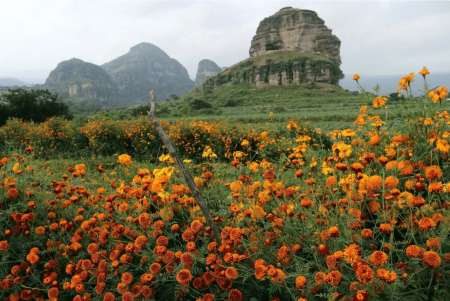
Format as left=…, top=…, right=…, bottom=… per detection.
left=148, top=91, right=221, bottom=245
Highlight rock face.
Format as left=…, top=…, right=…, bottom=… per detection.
left=101, top=43, right=194, bottom=102
left=204, top=7, right=343, bottom=89
left=194, top=59, right=222, bottom=88
left=249, top=7, right=341, bottom=62
left=42, top=58, right=120, bottom=103
left=204, top=51, right=342, bottom=88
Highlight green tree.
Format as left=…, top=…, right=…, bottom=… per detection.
left=0, top=88, right=73, bottom=126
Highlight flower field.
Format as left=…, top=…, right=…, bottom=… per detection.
left=1, top=70, right=450, bottom=301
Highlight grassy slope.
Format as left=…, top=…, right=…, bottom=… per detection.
left=76, top=74, right=450, bottom=132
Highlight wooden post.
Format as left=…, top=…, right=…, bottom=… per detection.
left=147, top=91, right=221, bottom=244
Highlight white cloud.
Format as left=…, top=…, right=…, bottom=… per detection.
left=0, top=0, right=449, bottom=84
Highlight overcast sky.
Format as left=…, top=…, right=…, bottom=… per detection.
left=1, top=0, right=449, bottom=84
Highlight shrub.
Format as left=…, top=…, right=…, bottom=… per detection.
left=0, top=88, right=73, bottom=126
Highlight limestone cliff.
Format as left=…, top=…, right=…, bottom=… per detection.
left=203, top=7, right=343, bottom=90
left=249, top=7, right=341, bottom=62
left=194, top=59, right=222, bottom=88
left=101, top=43, right=194, bottom=102
left=204, top=51, right=342, bottom=88
left=41, top=58, right=120, bottom=103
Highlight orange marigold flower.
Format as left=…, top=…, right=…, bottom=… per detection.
left=356, top=264, right=374, bottom=283
left=350, top=163, right=363, bottom=173
left=418, top=66, right=429, bottom=76
left=150, top=263, right=161, bottom=274
left=182, top=229, right=195, bottom=242
left=295, top=169, right=304, bottom=178
left=378, top=223, right=393, bottom=234
left=361, top=229, right=373, bottom=239
left=121, top=272, right=133, bottom=285
left=428, top=87, right=448, bottom=103
left=428, top=182, right=444, bottom=193
left=325, top=176, right=336, bottom=187
left=425, top=165, right=443, bottom=181
left=118, top=154, right=132, bottom=165
left=141, top=273, right=154, bottom=283
left=384, top=176, right=399, bottom=189
left=156, top=235, right=169, bottom=246
left=376, top=269, right=397, bottom=283
left=406, top=245, right=424, bottom=258
left=7, top=188, right=19, bottom=198
left=335, top=163, right=348, bottom=171
left=104, top=292, right=116, bottom=301
left=95, top=282, right=106, bottom=294
left=203, top=294, right=215, bottom=301
left=181, top=252, right=194, bottom=268
left=228, top=289, right=242, bottom=301
left=398, top=160, right=413, bottom=175
left=369, top=251, right=388, bottom=267
left=295, top=275, right=307, bottom=289
left=325, top=271, right=343, bottom=286
left=176, top=269, right=192, bottom=284
left=411, top=196, right=425, bottom=207
left=418, top=217, right=436, bottom=231
left=0, top=241, right=9, bottom=251
left=225, top=267, right=238, bottom=280
left=423, top=251, right=441, bottom=268
left=301, top=197, right=313, bottom=208
left=255, top=265, right=267, bottom=280
left=171, top=224, right=180, bottom=232
left=48, top=287, right=59, bottom=299
left=122, top=292, right=134, bottom=301
left=426, top=238, right=441, bottom=249
left=329, top=226, right=339, bottom=238
left=135, top=236, right=148, bottom=248
left=344, top=244, right=361, bottom=264
left=373, top=97, right=387, bottom=109
left=367, top=175, right=382, bottom=191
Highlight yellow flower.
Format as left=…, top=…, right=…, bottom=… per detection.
left=241, top=139, right=250, bottom=147
left=310, top=157, right=318, bottom=168
left=159, top=154, right=172, bottom=162
left=202, top=146, right=217, bottom=159
left=183, top=159, right=192, bottom=163
left=259, top=159, right=272, bottom=170
left=249, top=162, right=259, bottom=173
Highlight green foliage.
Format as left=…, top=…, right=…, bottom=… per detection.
left=0, top=88, right=73, bottom=126
left=388, top=92, right=406, bottom=102
left=190, top=99, right=212, bottom=110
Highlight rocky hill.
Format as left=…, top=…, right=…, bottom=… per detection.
left=101, top=43, right=194, bottom=103
left=204, top=7, right=343, bottom=89
left=249, top=7, right=341, bottom=62
left=40, top=58, right=121, bottom=104
left=194, top=59, right=222, bottom=88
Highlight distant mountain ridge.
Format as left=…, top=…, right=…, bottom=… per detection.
left=0, top=77, right=28, bottom=87
left=40, top=58, right=120, bottom=104
left=101, top=42, right=193, bottom=103
left=36, top=43, right=194, bottom=107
